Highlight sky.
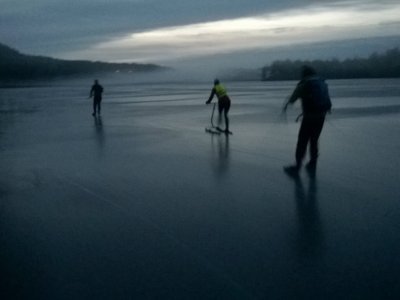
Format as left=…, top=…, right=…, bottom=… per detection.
left=1, top=0, right=399, bottom=70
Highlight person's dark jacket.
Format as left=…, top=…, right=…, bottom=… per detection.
left=288, top=76, right=331, bottom=116
left=90, top=84, right=103, bottom=100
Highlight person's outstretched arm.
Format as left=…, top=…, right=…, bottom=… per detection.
left=283, top=84, right=302, bottom=111
left=89, top=86, right=94, bottom=98
left=206, top=88, right=216, bottom=104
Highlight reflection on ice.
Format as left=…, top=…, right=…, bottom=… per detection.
left=291, top=175, right=325, bottom=258
left=94, top=115, right=105, bottom=151
left=209, top=134, right=230, bottom=179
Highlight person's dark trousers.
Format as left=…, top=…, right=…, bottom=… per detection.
left=295, top=115, right=325, bottom=167
left=218, top=96, right=231, bottom=131
left=93, top=98, right=101, bottom=115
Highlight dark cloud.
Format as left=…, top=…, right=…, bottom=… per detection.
left=0, top=0, right=305, bottom=55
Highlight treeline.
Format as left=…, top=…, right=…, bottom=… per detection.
left=262, top=48, right=400, bottom=81
left=0, top=42, right=166, bottom=81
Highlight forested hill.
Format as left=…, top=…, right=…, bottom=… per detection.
left=0, top=43, right=166, bottom=80
left=262, top=48, right=400, bottom=81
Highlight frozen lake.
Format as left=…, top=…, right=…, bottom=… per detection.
left=1, top=78, right=400, bottom=299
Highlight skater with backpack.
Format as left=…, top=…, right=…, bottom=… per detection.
left=283, top=66, right=332, bottom=176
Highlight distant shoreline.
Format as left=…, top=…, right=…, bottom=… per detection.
left=261, top=48, right=400, bottom=81
left=0, top=42, right=168, bottom=81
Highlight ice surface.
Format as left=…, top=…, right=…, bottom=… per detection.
left=1, top=79, right=400, bottom=299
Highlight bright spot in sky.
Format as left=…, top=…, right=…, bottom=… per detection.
left=65, top=3, right=400, bottom=63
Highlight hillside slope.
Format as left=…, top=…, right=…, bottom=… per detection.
left=0, top=43, right=166, bottom=80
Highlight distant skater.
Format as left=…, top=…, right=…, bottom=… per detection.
left=206, top=79, right=232, bottom=134
left=283, top=66, right=332, bottom=176
left=89, top=79, right=104, bottom=116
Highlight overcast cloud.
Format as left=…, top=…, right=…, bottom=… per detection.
left=0, top=0, right=399, bottom=67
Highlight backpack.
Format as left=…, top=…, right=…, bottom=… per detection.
left=303, top=77, right=332, bottom=113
